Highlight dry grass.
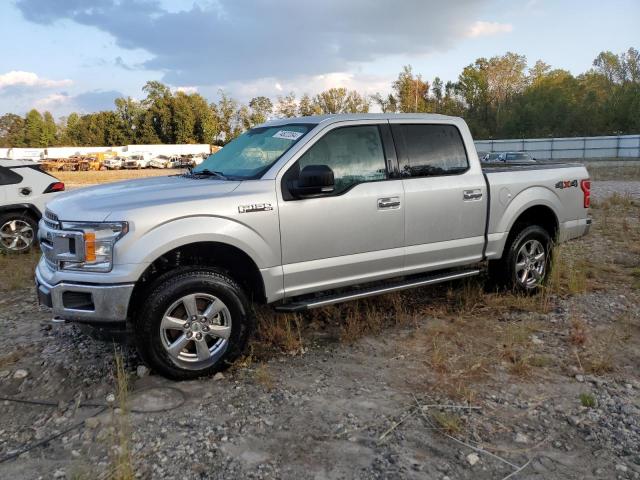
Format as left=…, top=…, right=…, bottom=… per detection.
left=587, top=164, right=640, bottom=181
left=254, top=308, right=304, bottom=356
left=107, top=352, right=135, bottom=480
left=254, top=362, right=275, bottom=390
left=430, top=411, right=463, bottom=435
left=55, top=168, right=185, bottom=186
left=0, top=251, right=40, bottom=292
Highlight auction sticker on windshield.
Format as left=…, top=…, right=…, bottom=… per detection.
left=273, top=130, right=304, bottom=140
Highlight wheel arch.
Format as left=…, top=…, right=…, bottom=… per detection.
left=0, top=203, right=42, bottom=221
left=128, top=240, right=267, bottom=322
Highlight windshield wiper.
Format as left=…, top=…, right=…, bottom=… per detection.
left=191, top=168, right=228, bottom=180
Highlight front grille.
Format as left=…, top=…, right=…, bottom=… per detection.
left=44, top=256, right=57, bottom=271
left=44, top=209, right=60, bottom=229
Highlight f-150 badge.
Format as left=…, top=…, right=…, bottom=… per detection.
left=238, top=203, right=273, bottom=213
left=555, top=180, right=578, bottom=189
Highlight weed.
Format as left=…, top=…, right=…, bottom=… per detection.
left=579, top=393, right=596, bottom=408
left=569, top=318, right=588, bottom=346
left=431, top=411, right=463, bottom=435
left=256, top=309, right=303, bottom=355
left=508, top=356, right=533, bottom=377
left=586, top=354, right=614, bottom=375
left=254, top=362, right=274, bottom=390
left=108, top=351, right=135, bottom=480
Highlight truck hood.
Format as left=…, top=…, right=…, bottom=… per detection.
left=47, top=175, right=241, bottom=222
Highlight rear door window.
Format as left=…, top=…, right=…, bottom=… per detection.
left=0, top=166, right=23, bottom=186
left=392, top=124, right=468, bottom=177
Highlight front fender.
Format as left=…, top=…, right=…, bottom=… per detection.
left=114, top=215, right=279, bottom=270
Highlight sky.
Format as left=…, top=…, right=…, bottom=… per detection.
left=0, top=0, right=638, bottom=118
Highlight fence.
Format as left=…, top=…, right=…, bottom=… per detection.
left=474, top=134, right=640, bottom=160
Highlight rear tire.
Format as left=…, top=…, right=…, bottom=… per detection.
left=488, top=224, right=552, bottom=292
left=0, top=212, right=37, bottom=254
left=134, top=267, right=254, bottom=380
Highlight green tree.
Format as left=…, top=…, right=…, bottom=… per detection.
left=276, top=92, right=298, bottom=118
left=248, top=96, right=273, bottom=125
left=298, top=93, right=322, bottom=116
left=0, top=114, right=25, bottom=147
left=371, top=93, right=398, bottom=113
left=312, top=88, right=370, bottom=114
left=392, top=65, right=430, bottom=112
left=42, top=111, right=58, bottom=146
left=171, top=92, right=197, bottom=143
left=23, top=109, right=45, bottom=147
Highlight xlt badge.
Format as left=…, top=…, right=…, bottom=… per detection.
left=238, top=203, right=273, bottom=213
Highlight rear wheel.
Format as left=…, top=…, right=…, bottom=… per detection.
left=488, top=224, right=552, bottom=292
left=0, top=212, right=37, bottom=254
left=134, top=267, right=253, bottom=380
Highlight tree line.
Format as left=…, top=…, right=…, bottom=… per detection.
left=0, top=47, right=638, bottom=148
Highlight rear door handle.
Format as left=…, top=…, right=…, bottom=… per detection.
left=378, top=197, right=401, bottom=209
left=463, top=189, right=483, bottom=201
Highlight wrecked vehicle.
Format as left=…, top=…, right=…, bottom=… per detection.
left=35, top=114, right=591, bottom=379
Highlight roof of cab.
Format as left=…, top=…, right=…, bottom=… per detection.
left=261, top=112, right=460, bottom=127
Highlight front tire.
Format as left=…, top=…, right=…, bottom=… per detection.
left=134, top=267, right=253, bottom=380
left=488, top=224, right=552, bottom=292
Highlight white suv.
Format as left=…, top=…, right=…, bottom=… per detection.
left=0, top=159, right=65, bottom=253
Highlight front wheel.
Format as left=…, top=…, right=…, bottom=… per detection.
left=134, top=267, right=254, bottom=380
left=488, top=224, right=552, bottom=292
left=0, top=212, right=37, bottom=253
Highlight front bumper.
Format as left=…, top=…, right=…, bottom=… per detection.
left=35, top=265, right=134, bottom=324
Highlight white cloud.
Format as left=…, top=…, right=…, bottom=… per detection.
left=211, top=71, right=391, bottom=104
left=173, top=86, right=198, bottom=94
left=0, top=71, right=72, bottom=90
left=35, top=93, right=71, bottom=108
left=466, top=21, right=513, bottom=38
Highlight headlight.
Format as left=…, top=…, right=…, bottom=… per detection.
left=59, top=221, right=128, bottom=272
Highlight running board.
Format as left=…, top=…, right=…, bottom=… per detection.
left=275, top=269, right=480, bottom=312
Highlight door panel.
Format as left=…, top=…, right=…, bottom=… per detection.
left=390, top=122, right=486, bottom=273
left=402, top=174, right=486, bottom=274
left=278, top=123, right=405, bottom=298
left=280, top=180, right=405, bottom=296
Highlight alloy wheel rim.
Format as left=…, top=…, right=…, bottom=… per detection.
left=160, top=293, right=232, bottom=370
left=515, top=239, right=546, bottom=288
left=0, top=219, right=34, bottom=252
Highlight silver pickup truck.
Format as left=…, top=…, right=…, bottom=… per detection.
left=35, top=114, right=591, bottom=379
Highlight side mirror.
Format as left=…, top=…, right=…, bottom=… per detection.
left=290, top=164, right=335, bottom=197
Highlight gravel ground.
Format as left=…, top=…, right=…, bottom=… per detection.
left=0, top=181, right=639, bottom=479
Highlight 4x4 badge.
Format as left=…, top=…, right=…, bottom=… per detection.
left=555, top=180, right=578, bottom=189
left=238, top=203, right=273, bottom=213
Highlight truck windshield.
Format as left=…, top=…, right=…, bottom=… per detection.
left=193, top=124, right=314, bottom=179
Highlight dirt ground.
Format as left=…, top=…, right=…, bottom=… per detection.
left=0, top=179, right=639, bottom=480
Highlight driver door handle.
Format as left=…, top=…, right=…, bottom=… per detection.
left=463, top=189, right=483, bottom=201
left=378, top=197, right=401, bottom=209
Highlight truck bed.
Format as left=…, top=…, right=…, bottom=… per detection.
left=481, top=161, right=583, bottom=173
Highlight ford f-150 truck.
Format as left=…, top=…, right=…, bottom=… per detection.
left=35, top=114, right=591, bottom=379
